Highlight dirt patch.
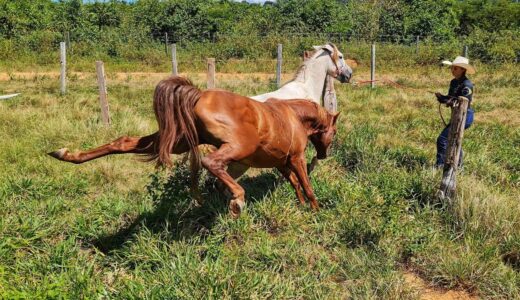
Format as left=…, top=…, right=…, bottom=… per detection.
left=403, top=271, right=478, bottom=300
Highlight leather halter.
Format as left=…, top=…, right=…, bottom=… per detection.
left=325, top=49, right=342, bottom=78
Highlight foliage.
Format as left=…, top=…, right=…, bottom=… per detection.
left=0, top=0, right=518, bottom=63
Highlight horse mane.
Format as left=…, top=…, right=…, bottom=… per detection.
left=292, top=43, right=339, bottom=82
left=284, top=99, right=330, bottom=130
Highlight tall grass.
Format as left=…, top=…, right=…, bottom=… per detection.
left=0, top=63, right=518, bottom=298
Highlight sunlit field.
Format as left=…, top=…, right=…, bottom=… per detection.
left=1, top=60, right=519, bottom=298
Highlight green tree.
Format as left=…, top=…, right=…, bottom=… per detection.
left=86, top=1, right=122, bottom=30
left=0, top=0, right=53, bottom=38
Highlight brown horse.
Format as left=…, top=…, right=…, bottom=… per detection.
left=49, top=76, right=339, bottom=218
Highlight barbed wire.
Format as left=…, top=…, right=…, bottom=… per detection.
left=61, top=30, right=462, bottom=46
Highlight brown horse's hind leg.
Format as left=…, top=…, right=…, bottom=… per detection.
left=48, top=133, right=159, bottom=164
left=201, top=144, right=253, bottom=218
left=214, top=162, right=250, bottom=196
left=277, top=167, right=306, bottom=205
left=289, top=154, right=319, bottom=210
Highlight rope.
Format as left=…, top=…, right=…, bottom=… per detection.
left=352, top=77, right=451, bottom=126
left=438, top=103, right=448, bottom=126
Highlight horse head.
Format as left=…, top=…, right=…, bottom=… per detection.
left=310, top=43, right=353, bottom=83
left=310, top=110, right=340, bottom=159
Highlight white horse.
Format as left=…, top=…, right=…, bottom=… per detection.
left=226, top=43, right=353, bottom=180
left=250, top=43, right=352, bottom=104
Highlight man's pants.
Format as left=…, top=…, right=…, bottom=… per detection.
left=436, top=108, right=474, bottom=167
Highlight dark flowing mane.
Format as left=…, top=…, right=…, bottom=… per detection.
left=284, top=99, right=329, bottom=130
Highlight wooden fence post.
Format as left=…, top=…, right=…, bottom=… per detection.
left=164, top=32, right=169, bottom=55
left=276, top=44, right=282, bottom=88
left=95, top=61, right=111, bottom=126
left=171, top=43, right=178, bottom=76
left=65, top=32, right=71, bottom=50
left=324, top=76, right=337, bottom=112
left=207, top=58, right=215, bottom=89
left=463, top=45, right=468, bottom=58
left=370, top=43, right=376, bottom=88
left=60, top=42, right=66, bottom=95
left=437, top=97, right=469, bottom=202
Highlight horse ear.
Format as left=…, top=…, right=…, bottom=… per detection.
left=303, top=51, right=311, bottom=60
left=322, top=44, right=334, bottom=53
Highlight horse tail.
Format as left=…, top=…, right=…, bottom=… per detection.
left=150, top=76, right=202, bottom=170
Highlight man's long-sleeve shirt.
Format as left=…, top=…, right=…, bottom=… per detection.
left=437, top=76, right=474, bottom=107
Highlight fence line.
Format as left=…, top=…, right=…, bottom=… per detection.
left=57, top=42, right=474, bottom=123
left=61, top=30, right=482, bottom=50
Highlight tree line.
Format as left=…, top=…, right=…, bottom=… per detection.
left=1, top=0, right=519, bottom=63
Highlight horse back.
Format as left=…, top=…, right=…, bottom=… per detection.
left=195, top=91, right=307, bottom=158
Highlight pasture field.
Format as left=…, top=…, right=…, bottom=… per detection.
left=0, top=62, right=519, bottom=298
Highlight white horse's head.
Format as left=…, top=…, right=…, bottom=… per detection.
left=309, top=43, right=353, bottom=83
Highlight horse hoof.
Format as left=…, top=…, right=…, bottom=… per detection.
left=229, top=199, right=245, bottom=219
left=48, top=148, right=69, bottom=160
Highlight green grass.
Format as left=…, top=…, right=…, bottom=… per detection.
left=0, top=63, right=519, bottom=298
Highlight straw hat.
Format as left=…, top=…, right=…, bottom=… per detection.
left=442, top=56, right=476, bottom=74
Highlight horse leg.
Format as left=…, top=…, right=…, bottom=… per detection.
left=277, top=167, right=306, bottom=205
left=48, top=132, right=174, bottom=164
left=307, top=156, right=319, bottom=175
left=288, top=154, right=319, bottom=210
left=201, top=144, right=253, bottom=218
left=214, top=162, right=250, bottom=196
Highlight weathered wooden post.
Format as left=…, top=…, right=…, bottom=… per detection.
left=60, top=42, right=66, bottom=95
left=276, top=44, right=282, bottom=88
left=171, top=43, right=178, bottom=75
left=65, top=32, right=71, bottom=50
left=437, top=97, right=470, bottom=202
left=207, top=58, right=215, bottom=89
left=95, top=61, right=111, bottom=126
left=370, top=43, right=376, bottom=88
left=164, top=32, right=169, bottom=55
left=324, top=76, right=337, bottom=112
left=463, top=45, right=468, bottom=58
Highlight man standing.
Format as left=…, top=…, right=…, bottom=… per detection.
left=434, top=56, right=476, bottom=168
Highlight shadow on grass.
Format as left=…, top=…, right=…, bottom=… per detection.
left=91, top=164, right=280, bottom=254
